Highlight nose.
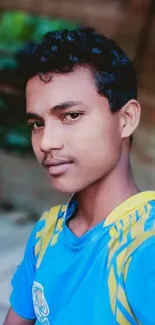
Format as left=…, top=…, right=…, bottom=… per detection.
left=40, top=123, right=64, bottom=153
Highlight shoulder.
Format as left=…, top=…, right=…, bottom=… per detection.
left=34, top=204, right=66, bottom=267
left=36, top=204, right=66, bottom=235
left=123, top=199, right=155, bottom=264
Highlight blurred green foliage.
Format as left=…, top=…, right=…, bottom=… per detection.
left=0, top=11, right=79, bottom=154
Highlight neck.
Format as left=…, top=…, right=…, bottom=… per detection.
left=74, top=151, right=139, bottom=228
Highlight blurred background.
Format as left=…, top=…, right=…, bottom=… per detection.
left=0, top=0, right=155, bottom=322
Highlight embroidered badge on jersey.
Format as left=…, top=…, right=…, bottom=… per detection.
left=32, top=281, right=50, bottom=325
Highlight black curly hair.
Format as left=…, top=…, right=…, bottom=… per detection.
left=26, top=27, right=137, bottom=114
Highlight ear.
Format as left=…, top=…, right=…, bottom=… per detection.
left=119, top=100, right=141, bottom=140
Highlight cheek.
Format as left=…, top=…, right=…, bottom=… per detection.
left=70, top=119, right=120, bottom=163
left=32, top=135, right=43, bottom=161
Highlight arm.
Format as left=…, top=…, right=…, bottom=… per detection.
left=3, top=308, right=35, bottom=325
left=6, top=219, right=44, bottom=323
left=125, top=236, right=155, bottom=325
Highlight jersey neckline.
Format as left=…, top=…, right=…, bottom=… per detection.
left=62, top=191, right=155, bottom=249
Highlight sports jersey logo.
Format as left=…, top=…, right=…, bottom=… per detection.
left=32, top=281, right=50, bottom=325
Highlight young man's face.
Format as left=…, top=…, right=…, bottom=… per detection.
left=26, top=67, right=122, bottom=193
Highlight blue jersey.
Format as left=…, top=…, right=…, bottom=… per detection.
left=10, top=191, right=155, bottom=324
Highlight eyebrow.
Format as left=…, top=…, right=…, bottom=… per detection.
left=26, top=100, right=82, bottom=121
left=52, top=100, right=82, bottom=111
left=26, top=112, right=41, bottom=121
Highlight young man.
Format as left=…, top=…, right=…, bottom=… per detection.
left=4, top=28, right=155, bottom=325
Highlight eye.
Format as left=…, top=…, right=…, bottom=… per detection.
left=28, top=121, right=44, bottom=131
left=63, top=112, right=82, bottom=122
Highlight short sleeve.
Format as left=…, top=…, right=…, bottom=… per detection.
left=125, top=236, right=155, bottom=325
left=10, top=218, right=44, bottom=320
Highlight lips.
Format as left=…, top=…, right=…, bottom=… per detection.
left=43, top=158, right=73, bottom=176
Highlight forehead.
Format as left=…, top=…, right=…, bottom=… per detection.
left=26, top=67, right=99, bottom=108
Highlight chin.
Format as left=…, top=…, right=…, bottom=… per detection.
left=49, top=177, right=76, bottom=194
left=49, top=175, right=87, bottom=194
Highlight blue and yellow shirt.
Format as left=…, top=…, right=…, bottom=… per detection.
left=10, top=191, right=155, bottom=324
